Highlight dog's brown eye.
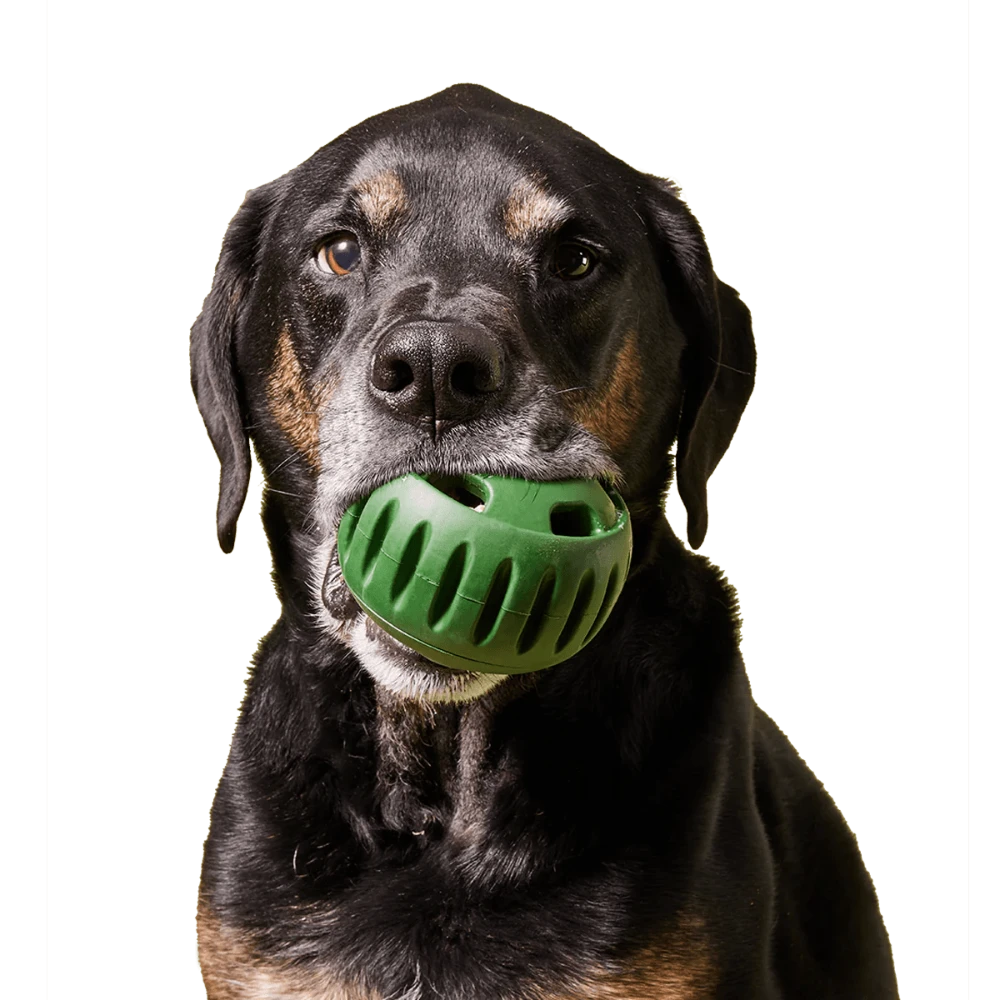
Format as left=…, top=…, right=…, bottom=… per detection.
left=551, top=242, right=594, bottom=280
left=317, top=233, right=361, bottom=275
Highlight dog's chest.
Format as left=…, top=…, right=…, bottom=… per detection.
left=199, top=864, right=717, bottom=1000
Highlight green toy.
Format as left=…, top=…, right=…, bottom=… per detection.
left=337, top=473, right=632, bottom=673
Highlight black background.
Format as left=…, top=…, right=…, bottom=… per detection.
left=60, top=74, right=967, bottom=996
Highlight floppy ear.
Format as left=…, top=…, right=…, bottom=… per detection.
left=190, top=180, right=284, bottom=553
left=642, top=177, right=756, bottom=549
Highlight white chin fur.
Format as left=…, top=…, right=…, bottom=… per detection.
left=346, top=616, right=508, bottom=704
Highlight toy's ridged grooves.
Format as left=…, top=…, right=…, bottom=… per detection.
left=337, top=474, right=632, bottom=674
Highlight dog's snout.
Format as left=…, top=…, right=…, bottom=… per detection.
left=369, top=323, right=505, bottom=432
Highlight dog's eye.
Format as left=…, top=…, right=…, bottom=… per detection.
left=551, top=242, right=594, bottom=280
left=317, top=233, right=361, bottom=275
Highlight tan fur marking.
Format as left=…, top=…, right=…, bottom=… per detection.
left=544, top=913, right=717, bottom=999
left=571, top=330, right=644, bottom=455
left=267, top=323, right=322, bottom=471
left=355, top=170, right=408, bottom=228
left=197, top=899, right=376, bottom=1000
left=198, top=895, right=711, bottom=1000
left=504, top=178, right=570, bottom=239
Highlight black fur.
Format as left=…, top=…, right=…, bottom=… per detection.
left=192, top=84, right=897, bottom=998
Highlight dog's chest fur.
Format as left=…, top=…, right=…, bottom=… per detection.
left=198, top=906, right=714, bottom=1000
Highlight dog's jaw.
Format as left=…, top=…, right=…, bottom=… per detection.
left=348, top=614, right=509, bottom=703
left=311, top=534, right=508, bottom=704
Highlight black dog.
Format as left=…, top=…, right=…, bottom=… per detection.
left=191, top=84, right=898, bottom=999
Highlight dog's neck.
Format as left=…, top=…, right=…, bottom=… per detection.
left=371, top=675, right=532, bottom=838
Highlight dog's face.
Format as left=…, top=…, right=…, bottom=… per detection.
left=191, top=85, right=754, bottom=701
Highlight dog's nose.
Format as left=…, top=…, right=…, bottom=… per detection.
left=369, top=323, right=505, bottom=432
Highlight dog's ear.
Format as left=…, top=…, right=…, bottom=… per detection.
left=190, top=180, right=284, bottom=553
left=641, top=176, right=756, bottom=549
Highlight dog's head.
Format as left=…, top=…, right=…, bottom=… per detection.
left=191, top=84, right=754, bottom=701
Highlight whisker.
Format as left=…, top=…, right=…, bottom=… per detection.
left=715, top=361, right=753, bottom=376
left=264, top=486, right=305, bottom=498
left=266, top=452, right=300, bottom=477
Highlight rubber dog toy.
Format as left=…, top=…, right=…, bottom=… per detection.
left=337, top=473, right=631, bottom=673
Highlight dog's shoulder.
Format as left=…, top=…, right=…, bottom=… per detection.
left=751, top=707, right=898, bottom=994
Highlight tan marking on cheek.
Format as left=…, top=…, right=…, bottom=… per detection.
left=355, top=170, right=408, bottom=228
left=198, top=899, right=377, bottom=1000
left=267, top=323, right=324, bottom=471
left=570, top=330, right=645, bottom=455
left=504, top=178, right=570, bottom=239
left=543, top=913, right=717, bottom=999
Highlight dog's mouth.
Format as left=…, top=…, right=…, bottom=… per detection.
left=334, top=467, right=617, bottom=535
left=316, top=460, right=619, bottom=691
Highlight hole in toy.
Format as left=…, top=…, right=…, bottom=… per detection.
left=426, top=474, right=487, bottom=512
left=429, top=543, right=468, bottom=627
left=584, top=565, right=620, bottom=644
left=362, top=498, right=398, bottom=578
left=338, top=494, right=372, bottom=557
left=517, top=567, right=557, bottom=654
left=556, top=570, right=595, bottom=652
left=474, top=558, right=513, bottom=645
left=391, top=521, right=430, bottom=603
left=550, top=503, right=596, bottom=537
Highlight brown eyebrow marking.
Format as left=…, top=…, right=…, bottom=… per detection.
left=354, top=170, right=408, bottom=228
left=266, top=322, right=329, bottom=472
left=570, top=329, right=644, bottom=455
left=504, top=177, right=571, bottom=239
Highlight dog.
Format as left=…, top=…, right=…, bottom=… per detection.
left=191, top=84, right=898, bottom=999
